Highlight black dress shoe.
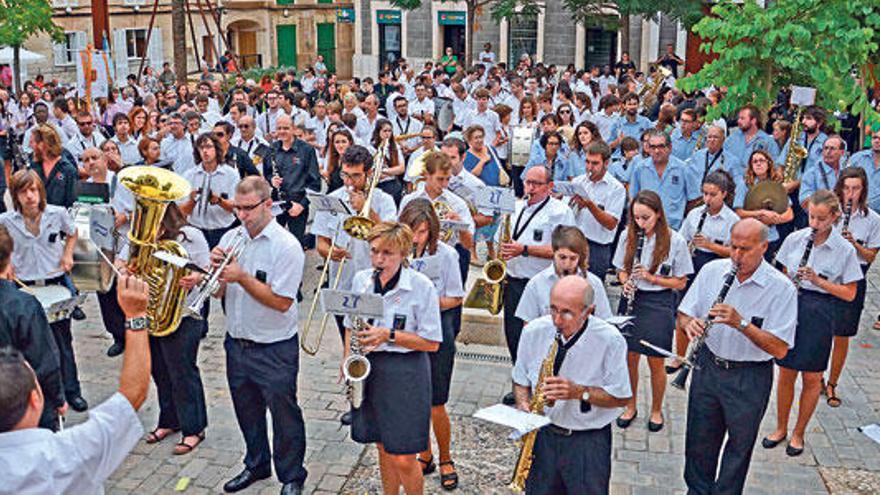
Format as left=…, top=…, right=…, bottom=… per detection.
left=280, top=482, right=303, bottom=495
left=665, top=364, right=682, bottom=375
left=616, top=411, right=637, bottom=429
left=502, top=392, right=516, bottom=406
left=761, top=435, right=786, bottom=449
left=647, top=415, right=664, bottom=432
left=785, top=442, right=804, bottom=457
left=340, top=411, right=352, bottom=426
left=68, top=396, right=88, bottom=412
left=71, top=307, right=86, bottom=321
left=223, top=467, right=272, bottom=493
left=106, top=342, right=124, bottom=357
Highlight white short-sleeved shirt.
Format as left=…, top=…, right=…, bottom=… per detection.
left=410, top=98, right=435, bottom=120
left=111, top=135, right=141, bottom=165
left=221, top=222, right=304, bottom=343
left=515, top=265, right=612, bottom=322
left=462, top=109, right=501, bottom=146
left=679, top=258, right=798, bottom=361
left=832, top=207, right=880, bottom=265
left=571, top=173, right=626, bottom=244
left=180, top=164, right=240, bottom=230
left=0, top=206, right=76, bottom=281
left=309, top=186, right=397, bottom=291
left=409, top=242, right=465, bottom=298
left=160, top=135, right=196, bottom=174
left=774, top=228, right=863, bottom=294
left=678, top=204, right=740, bottom=254
left=346, top=267, right=443, bottom=353
left=498, top=197, right=577, bottom=279
left=512, top=315, right=631, bottom=430
left=179, top=226, right=211, bottom=312
left=447, top=168, right=485, bottom=205
left=612, top=228, right=694, bottom=291
left=0, top=392, right=143, bottom=495
left=399, top=189, right=475, bottom=245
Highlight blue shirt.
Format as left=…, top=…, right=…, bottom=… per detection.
left=629, top=155, right=700, bottom=229
left=609, top=115, right=653, bottom=148
left=566, top=149, right=587, bottom=179
left=798, top=161, right=842, bottom=205
left=732, top=177, right=787, bottom=242
left=608, top=155, right=640, bottom=184
left=463, top=150, right=502, bottom=186
left=798, top=131, right=827, bottom=175
left=685, top=148, right=744, bottom=185
left=670, top=127, right=701, bottom=162
left=522, top=139, right=571, bottom=178
left=723, top=129, right=780, bottom=169
left=849, top=150, right=880, bottom=213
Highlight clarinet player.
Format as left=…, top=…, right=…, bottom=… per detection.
left=677, top=218, right=797, bottom=494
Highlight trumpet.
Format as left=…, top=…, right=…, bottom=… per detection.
left=394, top=132, right=423, bottom=143
left=344, top=315, right=372, bottom=409
left=185, top=228, right=249, bottom=319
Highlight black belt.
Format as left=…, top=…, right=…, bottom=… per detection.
left=587, top=240, right=613, bottom=247
left=22, top=275, right=66, bottom=287
left=545, top=423, right=604, bottom=436
left=228, top=336, right=271, bottom=348
left=705, top=349, right=772, bottom=370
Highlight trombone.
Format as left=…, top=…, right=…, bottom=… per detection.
left=300, top=139, right=390, bottom=355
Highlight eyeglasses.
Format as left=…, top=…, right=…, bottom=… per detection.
left=559, top=110, right=571, bottom=115
left=647, top=144, right=668, bottom=150
left=546, top=141, right=561, bottom=147
left=233, top=198, right=269, bottom=213
left=213, top=132, right=226, bottom=138
left=524, top=179, right=548, bottom=187
left=549, top=306, right=582, bottom=321
left=340, top=171, right=365, bottom=180
left=822, top=146, right=842, bottom=151
left=77, top=121, right=93, bottom=126
left=239, top=124, right=251, bottom=129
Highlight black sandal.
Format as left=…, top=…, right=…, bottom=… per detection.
left=417, top=455, right=436, bottom=475
left=145, top=427, right=178, bottom=444
left=173, top=431, right=205, bottom=455
left=439, top=460, right=459, bottom=491
left=826, top=382, right=842, bottom=408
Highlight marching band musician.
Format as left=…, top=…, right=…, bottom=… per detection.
left=270, top=114, right=322, bottom=244
left=764, top=190, right=861, bottom=457
left=849, top=129, right=880, bottom=213
left=612, top=190, right=693, bottom=431
left=211, top=177, right=308, bottom=495
left=499, top=165, right=576, bottom=405
left=0, top=170, right=88, bottom=413
left=344, top=221, right=442, bottom=495
left=0, top=225, right=65, bottom=431
left=570, top=141, right=626, bottom=281
left=733, top=150, right=794, bottom=261
left=826, top=168, right=880, bottom=407
left=232, top=115, right=272, bottom=175
left=685, top=125, right=741, bottom=184
left=723, top=105, right=780, bottom=170
left=179, top=133, right=241, bottom=249
left=212, top=121, right=261, bottom=179
left=677, top=219, right=796, bottom=494
left=515, top=225, right=613, bottom=323
left=512, top=276, right=631, bottom=495
left=798, top=134, right=846, bottom=211
left=670, top=109, right=703, bottom=162
left=28, top=124, right=78, bottom=209
left=399, top=199, right=465, bottom=491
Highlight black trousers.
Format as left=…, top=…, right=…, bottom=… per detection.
left=587, top=240, right=613, bottom=282
left=150, top=317, right=208, bottom=436
left=503, top=277, right=529, bottom=363
left=277, top=208, right=310, bottom=248
left=526, top=424, right=612, bottom=495
left=51, top=319, right=81, bottom=399
left=455, top=244, right=470, bottom=287
left=97, top=280, right=125, bottom=345
left=224, top=334, right=308, bottom=484
left=511, top=165, right=525, bottom=198
left=684, top=350, right=773, bottom=495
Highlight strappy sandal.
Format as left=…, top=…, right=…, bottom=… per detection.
left=417, top=455, right=436, bottom=475
left=145, top=427, right=178, bottom=444
left=826, top=382, right=842, bottom=408
left=439, top=460, right=459, bottom=491
left=173, top=432, right=205, bottom=455
left=820, top=377, right=827, bottom=397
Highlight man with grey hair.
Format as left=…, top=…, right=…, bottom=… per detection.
left=512, top=275, right=630, bottom=494
left=677, top=218, right=796, bottom=494
left=685, top=125, right=744, bottom=183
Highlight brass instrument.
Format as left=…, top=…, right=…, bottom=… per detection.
left=509, top=336, right=559, bottom=492
left=433, top=199, right=454, bottom=243
left=639, top=65, right=671, bottom=112
left=671, top=264, right=738, bottom=390
left=743, top=180, right=789, bottom=214
left=842, top=199, right=853, bottom=234
left=394, top=132, right=423, bottom=143
left=118, top=166, right=192, bottom=337
left=694, top=128, right=705, bottom=151
left=301, top=142, right=391, bottom=355
left=185, top=228, right=249, bottom=319
left=463, top=214, right=510, bottom=315
left=345, top=315, right=372, bottom=409
left=783, top=106, right=809, bottom=183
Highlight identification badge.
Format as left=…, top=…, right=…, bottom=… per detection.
left=659, top=263, right=671, bottom=276
left=533, top=229, right=543, bottom=242
left=255, top=270, right=267, bottom=283
left=48, top=233, right=58, bottom=243
left=392, top=314, right=407, bottom=331
left=671, top=175, right=680, bottom=186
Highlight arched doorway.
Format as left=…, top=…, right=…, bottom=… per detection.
left=227, top=20, right=263, bottom=69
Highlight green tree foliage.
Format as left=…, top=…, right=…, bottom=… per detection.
left=0, top=0, right=64, bottom=91
left=677, top=0, right=880, bottom=122
left=491, top=0, right=704, bottom=28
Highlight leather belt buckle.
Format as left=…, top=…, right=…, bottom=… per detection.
left=712, top=355, right=733, bottom=370
left=548, top=424, right=574, bottom=436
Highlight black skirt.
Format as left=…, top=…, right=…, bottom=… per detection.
left=686, top=249, right=722, bottom=292
left=351, top=351, right=432, bottom=454
left=617, top=289, right=676, bottom=357
left=835, top=264, right=869, bottom=337
left=429, top=307, right=460, bottom=406
left=776, top=289, right=837, bottom=372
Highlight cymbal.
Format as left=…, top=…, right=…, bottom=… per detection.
left=743, top=181, right=788, bottom=214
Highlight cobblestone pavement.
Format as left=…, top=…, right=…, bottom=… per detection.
left=58, top=253, right=880, bottom=494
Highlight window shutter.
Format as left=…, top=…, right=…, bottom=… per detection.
left=148, top=27, right=164, bottom=71
left=113, top=29, right=129, bottom=87
left=53, top=38, right=67, bottom=66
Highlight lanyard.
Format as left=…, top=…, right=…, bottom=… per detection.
left=552, top=318, right=588, bottom=375
left=513, top=197, right=550, bottom=241
left=703, top=151, right=722, bottom=182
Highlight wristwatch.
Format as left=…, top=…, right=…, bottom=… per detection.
left=523, top=245, right=529, bottom=257
left=580, top=387, right=592, bottom=413
left=388, top=327, right=396, bottom=344
left=125, top=316, right=149, bottom=332
left=737, top=318, right=749, bottom=332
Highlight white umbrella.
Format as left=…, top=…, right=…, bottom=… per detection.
left=0, top=46, right=47, bottom=64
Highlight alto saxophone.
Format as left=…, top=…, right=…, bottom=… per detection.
left=344, top=315, right=372, bottom=409
left=509, top=336, right=559, bottom=492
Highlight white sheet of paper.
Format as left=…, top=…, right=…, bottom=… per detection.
left=320, top=290, right=385, bottom=319
left=553, top=181, right=588, bottom=198
left=474, top=186, right=516, bottom=215
left=791, top=86, right=817, bottom=107
left=306, top=190, right=351, bottom=215
left=605, top=315, right=634, bottom=327
left=473, top=404, right=551, bottom=436
left=859, top=423, right=880, bottom=445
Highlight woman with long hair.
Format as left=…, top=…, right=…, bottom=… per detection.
left=137, top=136, right=163, bottom=166
left=128, top=107, right=151, bottom=141
left=556, top=103, right=576, bottom=143
left=324, top=128, right=352, bottom=192
left=567, top=120, right=602, bottom=178
left=371, top=119, right=406, bottom=204
left=764, top=190, right=861, bottom=456
left=518, top=96, right=539, bottom=128
left=734, top=149, right=794, bottom=260
left=612, top=190, right=692, bottom=432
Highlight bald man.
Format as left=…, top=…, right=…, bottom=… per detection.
left=677, top=218, right=796, bottom=494
left=512, top=275, right=630, bottom=495
left=269, top=114, right=321, bottom=244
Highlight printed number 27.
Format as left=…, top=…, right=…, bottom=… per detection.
left=342, top=294, right=361, bottom=309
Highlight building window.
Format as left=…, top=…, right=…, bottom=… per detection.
left=508, top=13, right=537, bottom=67
left=52, top=0, right=78, bottom=7
left=53, top=31, right=86, bottom=67
left=125, top=29, right=148, bottom=59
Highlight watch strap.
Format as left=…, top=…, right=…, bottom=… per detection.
left=388, top=327, right=396, bottom=344
left=125, top=316, right=149, bottom=332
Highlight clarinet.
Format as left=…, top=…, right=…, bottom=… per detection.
left=621, top=229, right=646, bottom=318
left=671, top=263, right=739, bottom=390
left=794, top=228, right=816, bottom=291
left=842, top=199, right=853, bottom=235
left=688, top=208, right=710, bottom=256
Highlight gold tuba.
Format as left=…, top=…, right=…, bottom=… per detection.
left=118, top=166, right=192, bottom=337
left=463, top=214, right=510, bottom=315
left=433, top=199, right=454, bottom=243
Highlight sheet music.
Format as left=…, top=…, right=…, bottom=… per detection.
left=473, top=404, right=551, bottom=438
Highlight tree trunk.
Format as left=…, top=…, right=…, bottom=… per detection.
left=172, top=0, right=187, bottom=84
left=466, top=2, right=475, bottom=68
left=620, top=14, right=630, bottom=57
left=12, top=45, right=21, bottom=95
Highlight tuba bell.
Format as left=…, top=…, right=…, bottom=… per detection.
left=118, top=166, right=192, bottom=337
left=463, top=214, right=510, bottom=315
